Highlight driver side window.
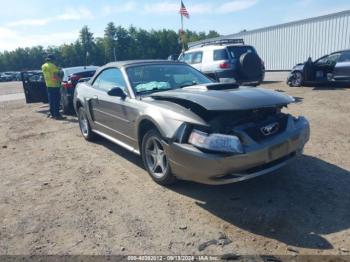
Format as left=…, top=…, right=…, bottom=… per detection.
left=92, top=68, right=127, bottom=92
left=316, top=53, right=341, bottom=65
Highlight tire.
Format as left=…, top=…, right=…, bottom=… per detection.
left=78, top=107, right=95, bottom=141
left=239, top=52, right=263, bottom=79
left=289, top=72, right=303, bottom=87
left=141, top=129, right=177, bottom=185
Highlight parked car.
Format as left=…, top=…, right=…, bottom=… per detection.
left=177, top=39, right=265, bottom=86
left=0, top=72, right=13, bottom=82
left=61, top=66, right=98, bottom=114
left=287, top=49, right=350, bottom=87
left=74, top=60, right=309, bottom=186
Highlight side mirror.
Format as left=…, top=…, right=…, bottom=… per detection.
left=107, top=87, right=127, bottom=99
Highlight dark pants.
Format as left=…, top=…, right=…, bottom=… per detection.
left=47, top=87, right=61, bottom=117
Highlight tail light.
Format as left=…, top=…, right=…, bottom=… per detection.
left=219, top=62, right=230, bottom=69
left=62, top=81, right=73, bottom=89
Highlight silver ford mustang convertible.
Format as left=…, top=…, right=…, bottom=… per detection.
left=74, top=60, right=310, bottom=185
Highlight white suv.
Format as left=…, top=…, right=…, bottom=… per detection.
left=178, top=39, right=265, bottom=86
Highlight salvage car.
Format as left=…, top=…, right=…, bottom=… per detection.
left=74, top=60, right=310, bottom=185
left=287, top=49, right=350, bottom=87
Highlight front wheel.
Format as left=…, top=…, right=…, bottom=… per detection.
left=141, top=129, right=177, bottom=185
left=78, top=107, right=95, bottom=141
left=289, top=72, right=303, bottom=87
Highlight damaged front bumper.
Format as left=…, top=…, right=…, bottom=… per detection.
left=165, top=116, right=310, bottom=185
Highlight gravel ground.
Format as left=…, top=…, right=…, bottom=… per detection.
left=0, top=78, right=350, bottom=257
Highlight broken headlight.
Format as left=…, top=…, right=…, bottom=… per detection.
left=188, top=129, right=244, bottom=154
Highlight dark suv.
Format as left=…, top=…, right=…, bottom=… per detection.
left=179, top=39, right=265, bottom=86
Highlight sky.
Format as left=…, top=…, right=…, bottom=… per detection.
left=0, top=0, right=349, bottom=51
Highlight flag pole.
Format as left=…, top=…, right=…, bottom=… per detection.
left=180, top=1, right=185, bottom=52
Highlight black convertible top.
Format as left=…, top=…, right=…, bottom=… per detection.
left=104, top=60, right=185, bottom=69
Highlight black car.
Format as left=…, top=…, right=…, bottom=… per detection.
left=287, top=49, right=350, bottom=87
left=61, top=66, right=98, bottom=114
left=22, top=67, right=98, bottom=115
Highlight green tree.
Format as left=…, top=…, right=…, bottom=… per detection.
left=79, top=26, right=94, bottom=65
left=104, top=22, right=117, bottom=62
left=0, top=24, right=220, bottom=71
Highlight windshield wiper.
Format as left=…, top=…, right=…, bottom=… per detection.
left=179, top=81, right=198, bottom=88
left=137, top=87, right=173, bottom=95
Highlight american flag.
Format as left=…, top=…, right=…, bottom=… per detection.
left=179, top=1, right=190, bottom=19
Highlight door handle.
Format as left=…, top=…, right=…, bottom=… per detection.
left=93, top=95, right=98, bottom=100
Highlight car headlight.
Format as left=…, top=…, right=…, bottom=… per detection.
left=188, top=129, right=244, bottom=154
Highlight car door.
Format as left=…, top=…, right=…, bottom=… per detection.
left=333, top=51, right=350, bottom=81
left=90, top=68, right=136, bottom=146
left=21, top=71, right=48, bottom=103
left=313, top=53, right=341, bottom=81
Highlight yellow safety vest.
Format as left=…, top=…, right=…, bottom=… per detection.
left=41, top=62, right=62, bottom=88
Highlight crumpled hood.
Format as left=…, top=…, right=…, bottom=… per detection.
left=151, top=86, right=294, bottom=111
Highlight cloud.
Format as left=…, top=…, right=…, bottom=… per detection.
left=6, top=18, right=50, bottom=27
left=0, top=26, right=78, bottom=51
left=144, top=2, right=178, bottom=13
left=6, top=6, right=93, bottom=27
left=102, top=0, right=258, bottom=16
left=57, top=7, right=93, bottom=21
left=101, top=1, right=137, bottom=15
left=216, top=0, right=258, bottom=14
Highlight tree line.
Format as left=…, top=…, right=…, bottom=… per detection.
left=0, top=23, right=220, bottom=72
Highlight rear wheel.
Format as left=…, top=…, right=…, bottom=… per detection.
left=78, top=107, right=95, bottom=141
left=289, top=72, right=303, bottom=87
left=141, top=129, right=177, bottom=185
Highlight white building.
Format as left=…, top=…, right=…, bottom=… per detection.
left=189, top=10, right=350, bottom=70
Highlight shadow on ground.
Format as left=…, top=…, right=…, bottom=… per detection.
left=263, top=80, right=284, bottom=84
left=35, top=107, right=78, bottom=123
left=90, top=134, right=350, bottom=250
left=300, top=82, right=350, bottom=90
left=169, top=155, right=350, bottom=250
left=93, top=137, right=144, bottom=169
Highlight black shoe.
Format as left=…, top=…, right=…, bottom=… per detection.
left=54, top=115, right=66, bottom=120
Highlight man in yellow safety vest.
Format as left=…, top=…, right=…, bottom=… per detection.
left=41, top=54, right=64, bottom=120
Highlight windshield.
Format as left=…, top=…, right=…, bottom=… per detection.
left=63, top=66, right=98, bottom=81
left=126, top=64, right=212, bottom=95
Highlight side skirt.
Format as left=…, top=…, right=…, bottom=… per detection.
left=92, top=129, right=140, bottom=155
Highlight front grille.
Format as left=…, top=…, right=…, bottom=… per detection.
left=244, top=115, right=288, bottom=142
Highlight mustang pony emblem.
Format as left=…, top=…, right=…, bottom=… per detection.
left=260, top=122, right=279, bottom=136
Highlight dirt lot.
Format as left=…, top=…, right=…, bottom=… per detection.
left=0, top=78, right=350, bottom=257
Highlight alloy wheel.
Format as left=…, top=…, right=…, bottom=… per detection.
left=145, top=136, right=168, bottom=178
left=79, top=110, right=89, bottom=137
